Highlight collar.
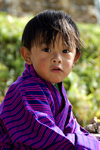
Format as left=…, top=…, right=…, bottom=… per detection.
left=22, top=63, right=63, bottom=89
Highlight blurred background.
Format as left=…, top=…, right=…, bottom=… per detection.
left=0, top=0, right=100, bottom=23
left=0, top=0, right=100, bottom=127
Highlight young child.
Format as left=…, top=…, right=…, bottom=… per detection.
left=0, top=10, right=100, bottom=150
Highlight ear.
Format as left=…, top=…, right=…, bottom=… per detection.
left=72, top=51, right=81, bottom=68
left=20, top=46, right=32, bottom=65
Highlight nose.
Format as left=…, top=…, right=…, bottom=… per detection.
left=52, top=53, right=62, bottom=64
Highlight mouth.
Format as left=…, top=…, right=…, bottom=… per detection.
left=51, top=67, right=62, bottom=72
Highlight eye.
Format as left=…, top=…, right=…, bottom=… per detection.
left=43, top=48, right=51, bottom=52
left=62, top=49, right=70, bottom=53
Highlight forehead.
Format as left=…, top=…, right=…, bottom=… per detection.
left=33, top=32, right=76, bottom=49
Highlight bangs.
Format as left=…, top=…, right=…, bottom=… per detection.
left=31, top=18, right=80, bottom=50
left=22, top=10, right=81, bottom=52
left=31, top=29, right=58, bottom=47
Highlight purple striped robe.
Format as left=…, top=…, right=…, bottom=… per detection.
left=0, top=64, right=100, bottom=150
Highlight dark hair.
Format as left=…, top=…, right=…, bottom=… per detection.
left=22, top=10, right=81, bottom=55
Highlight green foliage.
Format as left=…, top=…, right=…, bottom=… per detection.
left=0, top=13, right=100, bottom=126
left=0, top=12, right=30, bottom=97
left=64, top=23, right=100, bottom=126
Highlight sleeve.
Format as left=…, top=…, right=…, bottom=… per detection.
left=0, top=86, right=75, bottom=150
left=0, top=83, right=100, bottom=150
left=0, top=119, right=17, bottom=150
left=64, top=104, right=100, bottom=150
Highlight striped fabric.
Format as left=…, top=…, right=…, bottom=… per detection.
left=0, top=64, right=100, bottom=150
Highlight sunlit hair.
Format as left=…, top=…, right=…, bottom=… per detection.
left=22, top=10, right=81, bottom=55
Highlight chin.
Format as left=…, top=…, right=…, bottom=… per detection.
left=46, top=78, right=62, bottom=84
left=51, top=80, right=62, bottom=84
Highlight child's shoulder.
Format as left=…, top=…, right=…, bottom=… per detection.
left=22, top=75, right=54, bottom=99
left=7, top=76, right=22, bottom=92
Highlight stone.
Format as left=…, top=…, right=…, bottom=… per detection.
left=97, top=126, right=100, bottom=134
left=84, top=122, right=100, bottom=133
left=84, top=124, right=96, bottom=133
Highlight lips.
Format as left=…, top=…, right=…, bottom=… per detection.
left=51, top=66, right=62, bottom=72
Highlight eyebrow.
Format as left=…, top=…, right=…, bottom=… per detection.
left=39, top=41, right=46, bottom=44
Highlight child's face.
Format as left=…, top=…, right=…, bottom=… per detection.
left=22, top=33, right=80, bottom=85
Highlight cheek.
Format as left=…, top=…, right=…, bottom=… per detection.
left=64, top=59, right=74, bottom=68
left=37, top=58, right=49, bottom=69
left=40, top=58, right=47, bottom=64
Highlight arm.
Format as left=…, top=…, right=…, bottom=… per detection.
left=0, top=118, right=17, bottom=150
left=0, top=83, right=100, bottom=150
left=64, top=104, right=100, bottom=149
left=0, top=90, right=74, bottom=150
